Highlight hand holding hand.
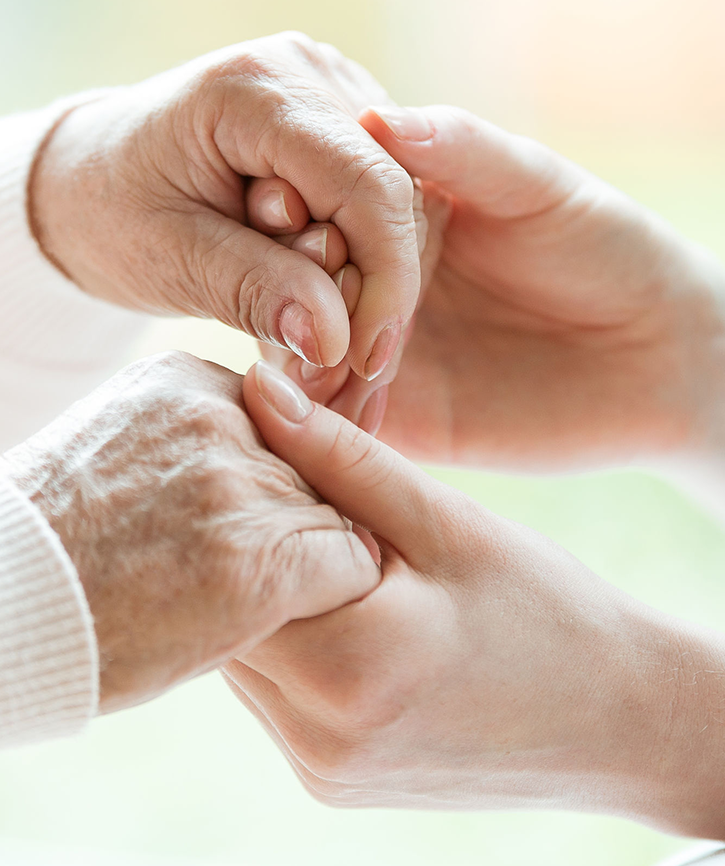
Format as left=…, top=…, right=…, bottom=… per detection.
left=224, top=361, right=725, bottom=839
left=29, top=33, right=420, bottom=379
left=250, top=104, right=725, bottom=471
left=3, top=352, right=379, bottom=713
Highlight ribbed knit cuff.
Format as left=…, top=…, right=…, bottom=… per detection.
left=0, top=469, right=98, bottom=748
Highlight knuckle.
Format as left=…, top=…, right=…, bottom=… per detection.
left=279, top=30, right=322, bottom=61
left=349, top=159, right=415, bottom=210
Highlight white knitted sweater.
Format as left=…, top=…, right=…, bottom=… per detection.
left=0, top=98, right=144, bottom=748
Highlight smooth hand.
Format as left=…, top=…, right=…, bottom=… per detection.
left=3, top=352, right=379, bottom=713
left=29, top=33, right=420, bottom=379
left=224, top=361, right=725, bottom=839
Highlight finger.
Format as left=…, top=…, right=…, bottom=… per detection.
left=243, top=360, right=442, bottom=560
left=333, top=263, right=362, bottom=317
left=359, top=105, right=580, bottom=220
left=282, top=355, right=352, bottom=406
left=262, top=265, right=362, bottom=407
left=273, top=524, right=381, bottom=622
left=215, top=87, right=420, bottom=382
left=246, top=177, right=310, bottom=235
left=273, top=223, right=348, bottom=276
left=166, top=208, right=350, bottom=367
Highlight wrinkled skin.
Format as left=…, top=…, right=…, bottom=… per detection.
left=4, top=352, right=379, bottom=713
left=30, top=32, right=419, bottom=378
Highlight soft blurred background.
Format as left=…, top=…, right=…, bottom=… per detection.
left=2, top=0, right=725, bottom=864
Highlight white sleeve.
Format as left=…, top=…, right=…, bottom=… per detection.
left=0, top=466, right=98, bottom=748
left=0, top=95, right=148, bottom=451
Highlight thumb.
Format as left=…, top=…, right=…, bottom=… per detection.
left=359, top=105, right=581, bottom=220
left=168, top=209, right=350, bottom=367
left=243, top=361, right=441, bottom=561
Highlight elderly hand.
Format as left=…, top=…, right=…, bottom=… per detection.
left=224, top=361, right=725, bottom=839
left=2, top=352, right=379, bottom=713
left=29, top=32, right=419, bottom=380
left=252, top=104, right=725, bottom=470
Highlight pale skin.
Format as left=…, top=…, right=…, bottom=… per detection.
left=225, top=360, right=725, bottom=839
left=3, top=352, right=380, bottom=713
left=2, top=35, right=417, bottom=714
left=30, top=32, right=420, bottom=380
left=238, top=104, right=725, bottom=836
left=14, top=30, right=725, bottom=836
left=252, top=105, right=725, bottom=475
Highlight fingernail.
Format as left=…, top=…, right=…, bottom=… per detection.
left=279, top=302, right=322, bottom=367
left=334, top=265, right=362, bottom=317
left=364, top=322, right=401, bottom=381
left=334, top=266, right=346, bottom=292
left=359, top=387, right=388, bottom=437
left=370, top=106, right=433, bottom=142
left=293, top=227, right=328, bottom=269
left=299, top=360, right=329, bottom=384
left=254, top=360, right=313, bottom=423
left=257, top=189, right=293, bottom=229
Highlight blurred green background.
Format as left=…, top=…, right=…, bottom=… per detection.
left=2, top=0, right=725, bottom=864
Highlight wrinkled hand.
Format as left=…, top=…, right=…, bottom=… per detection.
left=30, top=32, right=420, bottom=379
left=224, top=361, right=725, bottom=839
left=3, top=352, right=379, bottom=713
left=251, top=104, right=725, bottom=469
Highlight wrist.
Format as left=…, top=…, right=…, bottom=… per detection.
left=27, top=91, right=122, bottom=298
left=588, top=604, right=725, bottom=838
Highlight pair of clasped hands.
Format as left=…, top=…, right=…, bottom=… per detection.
left=11, top=32, right=725, bottom=838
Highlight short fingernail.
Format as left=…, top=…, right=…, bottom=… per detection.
left=257, top=189, right=293, bottom=229
left=299, top=361, right=329, bottom=384
left=255, top=360, right=313, bottom=423
left=293, top=227, right=328, bottom=269
left=334, top=265, right=362, bottom=317
left=364, top=322, right=401, bottom=381
left=279, top=302, right=323, bottom=367
left=370, top=106, right=433, bottom=142
left=359, top=386, right=389, bottom=437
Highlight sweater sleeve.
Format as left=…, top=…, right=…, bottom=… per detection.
left=0, top=96, right=150, bottom=747
left=0, top=94, right=147, bottom=451
left=0, top=465, right=98, bottom=748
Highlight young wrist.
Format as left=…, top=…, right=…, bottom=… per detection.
left=591, top=605, right=725, bottom=838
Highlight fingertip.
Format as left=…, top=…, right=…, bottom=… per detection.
left=247, top=177, right=310, bottom=235
left=281, top=223, right=348, bottom=275
left=333, top=264, right=362, bottom=317
left=362, top=321, right=402, bottom=382
left=360, top=105, right=435, bottom=146
left=271, top=267, right=350, bottom=368
left=286, top=355, right=352, bottom=406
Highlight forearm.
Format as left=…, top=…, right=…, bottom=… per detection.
left=581, top=601, right=725, bottom=839
left=653, top=238, right=725, bottom=522
left=0, top=98, right=147, bottom=450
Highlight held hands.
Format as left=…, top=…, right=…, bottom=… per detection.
left=3, top=352, right=379, bottom=714
left=250, top=105, right=725, bottom=472
left=225, top=362, right=725, bottom=839
left=29, top=33, right=419, bottom=380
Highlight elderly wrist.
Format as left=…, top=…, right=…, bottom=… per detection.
left=27, top=91, right=121, bottom=293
